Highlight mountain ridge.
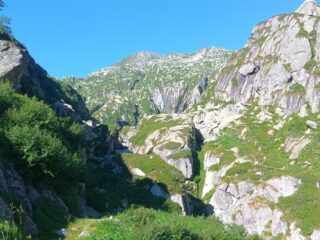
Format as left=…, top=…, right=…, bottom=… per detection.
left=66, top=46, right=233, bottom=126
left=2, top=1, right=320, bottom=239
left=120, top=1, right=320, bottom=239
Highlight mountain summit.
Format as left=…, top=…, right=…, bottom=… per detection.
left=296, top=0, right=320, bottom=16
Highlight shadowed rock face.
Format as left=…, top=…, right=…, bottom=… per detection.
left=0, top=35, right=90, bottom=121
left=0, top=37, right=57, bottom=102
left=214, top=1, right=320, bottom=115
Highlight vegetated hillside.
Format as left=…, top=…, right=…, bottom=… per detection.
left=63, top=208, right=259, bottom=240
left=120, top=1, right=320, bottom=239
left=0, top=18, right=253, bottom=240
left=4, top=0, right=320, bottom=240
left=0, top=82, right=89, bottom=236
left=64, top=48, right=232, bottom=127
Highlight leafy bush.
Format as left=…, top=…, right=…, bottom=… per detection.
left=0, top=1, right=11, bottom=35
left=6, top=125, right=82, bottom=182
left=0, top=221, right=20, bottom=240
left=286, top=83, right=306, bottom=96
left=0, top=82, right=21, bottom=114
left=0, top=82, right=88, bottom=239
left=133, top=223, right=200, bottom=240
left=304, top=59, right=317, bottom=72
left=4, top=98, right=57, bottom=130
left=0, top=82, right=84, bottom=188
left=33, top=200, right=69, bottom=235
left=169, top=149, right=192, bottom=160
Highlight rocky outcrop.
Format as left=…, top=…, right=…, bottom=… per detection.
left=0, top=35, right=90, bottom=121
left=296, top=0, right=320, bottom=16
left=285, top=136, right=311, bottom=160
left=209, top=177, right=301, bottom=238
left=193, top=103, right=244, bottom=142
left=170, top=194, right=191, bottom=215
left=151, top=82, right=188, bottom=113
left=189, top=76, right=209, bottom=105
left=127, top=114, right=196, bottom=179
left=214, top=1, right=320, bottom=115
left=0, top=160, right=97, bottom=236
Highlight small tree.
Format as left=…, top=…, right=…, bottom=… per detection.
left=0, top=0, right=11, bottom=35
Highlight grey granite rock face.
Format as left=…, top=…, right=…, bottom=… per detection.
left=209, top=177, right=301, bottom=238
left=70, top=48, right=232, bottom=125
left=296, top=0, right=320, bottom=16
left=214, top=5, right=320, bottom=115
left=127, top=114, right=195, bottom=179
left=151, top=83, right=188, bottom=113
left=0, top=37, right=90, bottom=121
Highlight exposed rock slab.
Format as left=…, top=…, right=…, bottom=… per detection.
left=209, top=177, right=301, bottom=238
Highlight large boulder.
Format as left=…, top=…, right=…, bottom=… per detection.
left=127, top=114, right=196, bottom=179
left=209, top=177, right=301, bottom=238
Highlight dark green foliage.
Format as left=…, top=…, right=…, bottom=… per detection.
left=0, top=82, right=22, bottom=114
left=0, top=1, right=11, bottom=35
left=4, top=98, right=57, bottom=129
left=33, top=200, right=69, bottom=235
left=0, top=83, right=86, bottom=238
left=304, top=59, right=317, bottom=72
left=3, top=98, right=84, bottom=185
left=0, top=82, right=84, bottom=200
left=85, top=165, right=180, bottom=213
left=133, top=223, right=199, bottom=240
left=286, top=83, right=306, bottom=96
left=0, top=221, right=20, bottom=240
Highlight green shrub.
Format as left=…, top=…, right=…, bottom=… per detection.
left=0, top=83, right=84, bottom=187
left=124, top=208, right=157, bottom=227
left=4, top=98, right=57, bottom=130
left=6, top=125, right=82, bottom=183
left=0, top=1, right=11, bottom=35
left=0, top=221, right=20, bottom=240
left=169, top=150, right=192, bottom=160
left=33, top=199, right=69, bottom=235
left=304, top=59, right=317, bottom=73
left=0, top=82, right=20, bottom=114
left=134, top=223, right=200, bottom=240
left=286, top=84, right=306, bottom=96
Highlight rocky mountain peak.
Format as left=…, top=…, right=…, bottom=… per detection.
left=119, top=51, right=161, bottom=65
left=213, top=2, right=320, bottom=116
left=296, top=0, right=320, bottom=16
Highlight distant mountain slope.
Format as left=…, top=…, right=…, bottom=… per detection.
left=64, top=48, right=232, bottom=126
left=120, top=1, right=320, bottom=239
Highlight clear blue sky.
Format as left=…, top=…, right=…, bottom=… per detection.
left=3, top=0, right=303, bottom=78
